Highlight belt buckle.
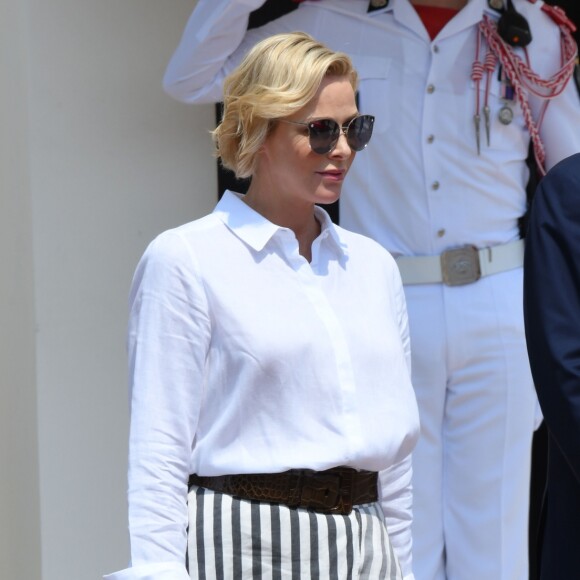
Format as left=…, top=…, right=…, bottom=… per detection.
left=441, top=245, right=481, bottom=286
left=331, top=469, right=354, bottom=515
left=300, top=469, right=353, bottom=515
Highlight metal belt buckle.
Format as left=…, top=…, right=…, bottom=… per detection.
left=441, top=245, right=481, bottom=286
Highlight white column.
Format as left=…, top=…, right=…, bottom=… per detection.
left=1, top=0, right=217, bottom=578
left=0, top=0, right=42, bottom=578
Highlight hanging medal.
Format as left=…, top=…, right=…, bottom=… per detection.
left=498, top=65, right=514, bottom=126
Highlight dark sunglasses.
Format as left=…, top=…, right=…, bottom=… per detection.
left=280, top=114, right=375, bottom=155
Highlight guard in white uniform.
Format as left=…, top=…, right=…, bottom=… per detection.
left=162, top=1, right=580, bottom=578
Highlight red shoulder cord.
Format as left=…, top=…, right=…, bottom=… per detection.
left=477, top=3, right=577, bottom=175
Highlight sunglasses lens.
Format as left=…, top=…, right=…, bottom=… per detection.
left=346, top=115, right=375, bottom=151
left=306, top=116, right=375, bottom=154
left=308, top=119, right=340, bottom=154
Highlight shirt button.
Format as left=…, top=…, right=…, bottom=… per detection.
left=433, top=45, right=440, bottom=53
left=427, top=135, right=435, bottom=144
left=432, top=181, right=440, bottom=190
left=437, top=228, right=446, bottom=237
left=427, top=84, right=435, bottom=94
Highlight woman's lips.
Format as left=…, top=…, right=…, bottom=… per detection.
left=317, top=169, right=346, bottom=181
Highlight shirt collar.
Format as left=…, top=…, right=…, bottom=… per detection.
left=214, top=190, right=347, bottom=256
left=313, top=204, right=347, bottom=256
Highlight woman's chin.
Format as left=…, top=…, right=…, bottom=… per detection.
left=315, top=185, right=342, bottom=205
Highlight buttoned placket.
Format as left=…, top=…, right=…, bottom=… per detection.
left=274, top=228, right=363, bottom=461
left=420, top=37, right=449, bottom=254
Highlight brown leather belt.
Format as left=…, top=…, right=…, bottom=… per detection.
left=188, top=466, right=378, bottom=516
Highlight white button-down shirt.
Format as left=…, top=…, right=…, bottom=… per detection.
left=163, top=0, right=580, bottom=257
left=106, top=192, right=420, bottom=579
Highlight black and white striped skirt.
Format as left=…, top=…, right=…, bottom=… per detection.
left=187, top=484, right=403, bottom=579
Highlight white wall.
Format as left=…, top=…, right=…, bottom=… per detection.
left=1, top=1, right=216, bottom=578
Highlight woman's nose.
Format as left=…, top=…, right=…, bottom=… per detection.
left=330, top=132, right=352, bottom=157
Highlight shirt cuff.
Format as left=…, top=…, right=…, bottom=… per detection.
left=103, top=561, right=189, bottom=580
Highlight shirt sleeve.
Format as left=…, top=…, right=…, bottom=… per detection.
left=103, top=561, right=190, bottom=580
left=379, top=454, right=415, bottom=580
left=110, top=232, right=211, bottom=578
left=162, top=0, right=269, bottom=103
left=393, top=262, right=412, bottom=378
left=377, top=257, right=416, bottom=579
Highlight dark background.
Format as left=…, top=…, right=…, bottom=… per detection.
left=214, top=4, right=579, bottom=577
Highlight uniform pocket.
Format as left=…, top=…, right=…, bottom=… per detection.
left=351, top=55, right=393, bottom=134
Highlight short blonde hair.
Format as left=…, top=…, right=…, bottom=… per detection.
left=213, top=32, right=358, bottom=179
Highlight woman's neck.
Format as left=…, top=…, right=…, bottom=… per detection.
left=243, top=187, right=321, bottom=262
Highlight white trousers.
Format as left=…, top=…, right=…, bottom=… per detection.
left=405, top=268, right=537, bottom=580
left=187, top=485, right=403, bottom=579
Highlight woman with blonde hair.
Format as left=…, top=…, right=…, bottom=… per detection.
left=106, top=32, right=419, bottom=580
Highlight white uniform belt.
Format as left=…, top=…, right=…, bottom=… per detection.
left=395, top=239, right=524, bottom=286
